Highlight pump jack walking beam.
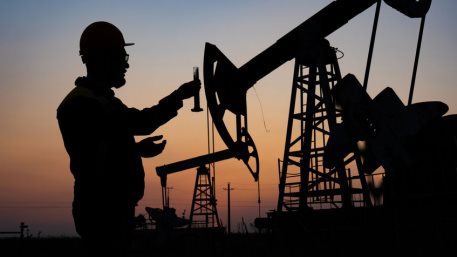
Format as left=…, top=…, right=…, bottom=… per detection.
left=156, top=149, right=232, bottom=187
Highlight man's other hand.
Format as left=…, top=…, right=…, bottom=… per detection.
left=137, top=135, right=166, bottom=158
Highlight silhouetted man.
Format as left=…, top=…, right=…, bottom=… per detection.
left=57, top=21, right=200, bottom=256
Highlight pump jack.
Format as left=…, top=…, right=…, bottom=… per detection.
left=203, top=0, right=457, bottom=241
left=204, top=0, right=435, bottom=210
left=156, top=0, right=457, bottom=249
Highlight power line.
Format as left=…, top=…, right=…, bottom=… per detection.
left=0, top=205, right=71, bottom=209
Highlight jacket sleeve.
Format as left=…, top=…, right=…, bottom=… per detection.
left=125, top=90, right=184, bottom=135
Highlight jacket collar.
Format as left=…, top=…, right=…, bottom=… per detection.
left=74, top=76, right=114, bottom=97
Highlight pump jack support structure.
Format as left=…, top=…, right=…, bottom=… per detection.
left=277, top=40, right=367, bottom=211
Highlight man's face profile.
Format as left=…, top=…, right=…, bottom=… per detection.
left=86, top=48, right=130, bottom=88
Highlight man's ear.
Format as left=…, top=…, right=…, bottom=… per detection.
left=80, top=50, right=87, bottom=64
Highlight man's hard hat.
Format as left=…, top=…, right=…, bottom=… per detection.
left=79, top=21, right=134, bottom=55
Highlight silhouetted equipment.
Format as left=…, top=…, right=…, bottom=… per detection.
left=156, top=144, right=258, bottom=188
left=384, top=0, right=431, bottom=18
left=329, top=74, right=449, bottom=174
left=157, top=161, right=223, bottom=228
left=191, top=67, right=203, bottom=112
left=0, top=222, right=29, bottom=239
left=200, top=0, right=456, bottom=249
left=188, top=166, right=221, bottom=229
left=327, top=73, right=457, bottom=215
left=155, top=121, right=258, bottom=230
left=203, top=0, right=387, bottom=212
left=145, top=207, right=190, bottom=230
left=153, top=0, right=456, bottom=251
left=275, top=40, right=371, bottom=211
left=155, top=165, right=221, bottom=229
left=203, top=0, right=383, bottom=159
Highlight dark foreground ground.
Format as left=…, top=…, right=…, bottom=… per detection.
left=1, top=227, right=456, bottom=257
left=3, top=206, right=457, bottom=257
left=2, top=232, right=275, bottom=257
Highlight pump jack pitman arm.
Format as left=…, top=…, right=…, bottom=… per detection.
left=203, top=0, right=431, bottom=170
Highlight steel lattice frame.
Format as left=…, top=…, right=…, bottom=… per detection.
left=277, top=44, right=370, bottom=211
left=188, top=166, right=221, bottom=228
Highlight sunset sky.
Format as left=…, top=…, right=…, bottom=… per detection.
left=1, top=0, right=456, bottom=236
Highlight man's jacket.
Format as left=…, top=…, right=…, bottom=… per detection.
left=57, top=77, right=182, bottom=207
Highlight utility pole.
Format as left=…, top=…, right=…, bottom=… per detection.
left=166, top=186, right=173, bottom=207
left=223, top=182, right=234, bottom=234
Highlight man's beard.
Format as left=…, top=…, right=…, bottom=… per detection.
left=112, top=76, right=126, bottom=89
